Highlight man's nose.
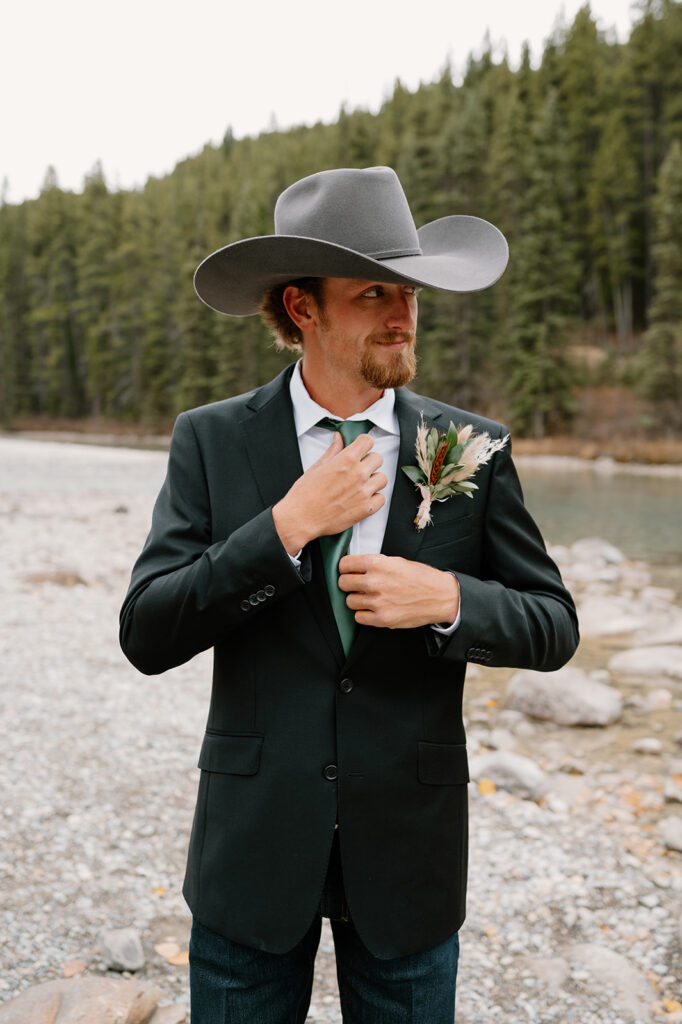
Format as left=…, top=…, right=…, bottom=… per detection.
left=385, top=289, right=417, bottom=331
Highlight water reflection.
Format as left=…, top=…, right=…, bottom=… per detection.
left=516, top=461, right=682, bottom=592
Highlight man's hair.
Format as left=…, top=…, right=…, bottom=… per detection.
left=260, top=277, right=326, bottom=352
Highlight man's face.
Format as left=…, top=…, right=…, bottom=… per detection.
left=312, top=277, right=419, bottom=390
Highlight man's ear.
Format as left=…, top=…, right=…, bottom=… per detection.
left=282, top=286, right=321, bottom=333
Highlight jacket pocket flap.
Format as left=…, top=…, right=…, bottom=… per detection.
left=418, top=741, right=469, bottom=785
left=198, top=733, right=264, bottom=775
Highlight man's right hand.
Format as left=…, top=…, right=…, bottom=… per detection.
left=272, top=432, right=387, bottom=556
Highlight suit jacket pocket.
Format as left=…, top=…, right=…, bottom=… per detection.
left=418, top=741, right=470, bottom=785
left=198, top=732, right=264, bottom=775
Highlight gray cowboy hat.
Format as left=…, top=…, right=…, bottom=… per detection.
left=194, top=166, right=509, bottom=316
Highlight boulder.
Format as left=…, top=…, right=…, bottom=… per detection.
left=468, top=750, right=547, bottom=801
left=661, top=816, right=682, bottom=852
left=570, top=538, right=625, bottom=564
left=645, top=688, right=674, bottom=709
left=149, top=1008, right=187, bottom=1024
left=577, top=596, right=640, bottom=637
left=564, top=943, right=656, bottom=1022
left=507, top=666, right=622, bottom=726
left=609, top=646, right=682, bottom=682
left=97, top=927, right=145, bottom=972
left=0, top=977, right=161, bottom=1024
left=633, top=608, right=682, bottom=647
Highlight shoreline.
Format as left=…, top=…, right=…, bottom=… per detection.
left=3, top=429, right=681, bottom=478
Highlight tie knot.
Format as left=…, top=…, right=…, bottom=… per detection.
left=318, top=418, right=373, bottom=447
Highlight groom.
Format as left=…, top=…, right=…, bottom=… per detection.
left=120, top=166, right=579, bottom=1023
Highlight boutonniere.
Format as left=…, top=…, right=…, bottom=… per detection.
left=402, top=414, right=510, bottom=530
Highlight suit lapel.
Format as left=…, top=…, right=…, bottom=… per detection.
left=240, top=365, right=345, bottom=666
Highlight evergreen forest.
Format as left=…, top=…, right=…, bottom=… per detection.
left=1, top=0, right=681, bottom=439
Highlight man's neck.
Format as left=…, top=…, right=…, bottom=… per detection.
left=299, top=361, right=383, bottom=418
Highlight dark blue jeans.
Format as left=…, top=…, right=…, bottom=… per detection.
left=189, top=915, right=459, bottom=1023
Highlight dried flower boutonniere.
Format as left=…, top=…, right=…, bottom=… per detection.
left=402, top=414, right=510, bottom=529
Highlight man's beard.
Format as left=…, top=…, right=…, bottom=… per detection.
left=360, top=333, right=417, bottom=389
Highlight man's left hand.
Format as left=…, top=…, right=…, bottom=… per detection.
left=338, top=554, right=460, bottom=630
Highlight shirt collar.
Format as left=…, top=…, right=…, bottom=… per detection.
left=289, top=358, right=398, bottom=437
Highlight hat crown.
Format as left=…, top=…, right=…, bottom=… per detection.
left=274, top=166, right=421, bottom=259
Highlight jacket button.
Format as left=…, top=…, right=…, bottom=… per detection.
left=323, top=764, right=338, bottom=781
left=249, top=594, right=259, bottom=606
left=256, top=590, right=266, bottom=602
left=264, top=584, right=275, bottom=597
left=240, top=600, right=250, bottom=612
left=339, top=678, right=354, bottom=694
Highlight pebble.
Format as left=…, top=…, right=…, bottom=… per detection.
left=633, top=737, right=664, bottom=754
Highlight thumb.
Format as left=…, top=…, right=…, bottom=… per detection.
left=315, top=431, right=344, bottom=464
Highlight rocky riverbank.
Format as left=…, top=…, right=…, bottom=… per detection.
left=0, top=438, right=681, bottom=1024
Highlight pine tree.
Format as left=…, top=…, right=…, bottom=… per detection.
left=505, top=93, right=580, bottom=437
left=639, top=140, right=682, bottom=428
left=587, top=109, right=640, bottom=349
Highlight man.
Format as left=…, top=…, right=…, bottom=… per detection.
left=120, top=166, right=579, bottom=1023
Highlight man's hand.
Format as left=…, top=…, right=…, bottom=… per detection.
left=338, top=554, right=460, bottom=630
left=272, top=433, right=388, bottom=556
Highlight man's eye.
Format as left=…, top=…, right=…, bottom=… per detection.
left=362, top=286, right=382, bottom=298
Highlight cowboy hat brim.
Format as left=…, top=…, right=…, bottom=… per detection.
left=194, top=215, right=509, bottom=316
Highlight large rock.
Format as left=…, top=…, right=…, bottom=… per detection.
left=570, top=538, right=625, bottom=564
left=97, top=927, right=145, bottom=972
left=0, top=976, right=161, bottom=1024
left=609, top=646, right=682, bottom=682
left=564, top=943, right=656, bottom=1022
left=468, top=750, right=547, bottom=801
left=661, top=816, right=682, bottom=852
left=577, top=596, right=640, bottom=637
left=507, top=666, right=622, bottom=726
left=633, top=606, right=682, bottom=647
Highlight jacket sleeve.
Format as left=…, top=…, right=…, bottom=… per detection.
left=430, top=431, right=579, bottom=671
left=119, top=411, right=310, bottom=675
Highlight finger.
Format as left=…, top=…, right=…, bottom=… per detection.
left=315, top=431, right=344, bottom=464
left=344, top=433, right=375, bottom=458
left=354, top=609, right=383, bottom=626
left=368, top=473, right=388, bottom=494
left=338, top=573, right=369, bottom=593
left=339, top=554, right=375, bottom=574
left=345, top=591, right=374, bottom=609
left=357, top=451, right=383, bottom=475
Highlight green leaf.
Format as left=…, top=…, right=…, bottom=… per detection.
left=426, top=427, right=439, bottom=461
left=446, top=422, right=458, bottom=448
left=444, top=444, right=464, bottom=466
left=401, top=465, right=426, bottom=484
left=455, top=480, right=478, bottom=492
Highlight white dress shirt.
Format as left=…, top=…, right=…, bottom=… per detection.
left=288, top=360, right=460, bottom=634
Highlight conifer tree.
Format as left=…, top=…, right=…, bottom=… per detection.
left=639, top=140, right=682, bottom=428
left=505, top=93, right=580, bottom=437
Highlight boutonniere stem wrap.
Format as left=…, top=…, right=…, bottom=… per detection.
left=402, top=414, right=510, bottom=530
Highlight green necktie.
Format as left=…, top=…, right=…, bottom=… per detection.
left=317, top=417, right=373, bottom=656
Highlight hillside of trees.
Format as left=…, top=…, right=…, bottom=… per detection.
left=1, top=0, right=681, bottom=439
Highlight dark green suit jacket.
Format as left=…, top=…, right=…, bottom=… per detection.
left=119, top=364, right=578, bottom=958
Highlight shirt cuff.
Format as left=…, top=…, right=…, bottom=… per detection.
left=288, top=550, right=303, bottom=567
left=431, top=606, right=461, bottom=635
left=430, top=569, right=461, bottom=634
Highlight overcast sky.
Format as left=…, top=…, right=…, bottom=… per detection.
left=2, top=0, right=639, bottom=204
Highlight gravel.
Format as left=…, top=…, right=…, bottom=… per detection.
left=1, top=437, right=681, bottom=1024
